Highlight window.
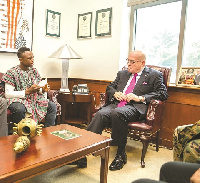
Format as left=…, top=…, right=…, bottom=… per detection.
left=129, top=0, right=200, bottom=84
left=182, top=0, right=200, bottom=67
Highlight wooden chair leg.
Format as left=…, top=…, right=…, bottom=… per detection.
left=156, top=131, right=160, bottom=152
left=140, top=136, right=150, bottom=168
left=56, top=115, right=61, bottom=125
left=8, top=122, right=14, bottom=135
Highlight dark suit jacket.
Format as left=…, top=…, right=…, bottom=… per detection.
left=105, top=66, right=169, bottom=120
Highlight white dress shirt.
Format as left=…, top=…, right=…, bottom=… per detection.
left=123, top=70, right=143, bottom=93
left=5, top=79, right=47, bottom=99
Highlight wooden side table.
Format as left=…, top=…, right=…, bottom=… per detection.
left=57, top=93, right=93, bottom=125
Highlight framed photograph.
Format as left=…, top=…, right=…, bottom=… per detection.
left=177, top=67, right=200, bottom=87
left=95, top=7, right=112, bottom=37
left=77, top=12, right=92, bottom=38
left=46, top=9, right=61, bottom=37
left=0, top=0, right=34, bottom=52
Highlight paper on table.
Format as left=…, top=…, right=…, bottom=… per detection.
left=51, top=129, right=81, bottom=140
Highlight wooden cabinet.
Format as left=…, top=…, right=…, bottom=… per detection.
left=57, top=93, right=93, bottom=125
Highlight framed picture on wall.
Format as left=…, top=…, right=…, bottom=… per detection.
left=46, top=9, right=61, bottom=37
left=0, top=0, right=34, bottom=52
left=77, top=12, right=92, bottom=38
left=177, top=67, right=200, bottom=87
left=95, top=7, right=112, bottom=37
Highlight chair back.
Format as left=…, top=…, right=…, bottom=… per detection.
left=122, top=65, right=171, bottom=88
left=146, top=65, right=171, bottom=89
left=0, top=73, right=3, bottom=79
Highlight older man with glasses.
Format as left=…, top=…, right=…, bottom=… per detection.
left=76, top=50, right=168, bottom=170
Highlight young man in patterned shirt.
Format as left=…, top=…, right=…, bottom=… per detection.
left=2, top=47, right=57, bottom=127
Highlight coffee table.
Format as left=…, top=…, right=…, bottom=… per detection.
left=0, top=124, right=111, bottom=183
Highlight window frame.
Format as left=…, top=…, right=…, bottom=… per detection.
left=129, top=0, right=188, bottom=85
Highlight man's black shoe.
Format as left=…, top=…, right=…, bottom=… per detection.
left=109, top=153, right=127, bottom=171
left=68, top=157, right=87, bottom=168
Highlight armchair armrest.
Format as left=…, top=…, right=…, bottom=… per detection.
left=93, top=93, right=107, bottom=115
left=47, top=90, right=61, bottom=116
left=146, top=100, right=166, bottom=132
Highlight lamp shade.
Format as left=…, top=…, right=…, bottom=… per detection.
left=49, top=44, right=82, bottom=59
left=49, top=44, right=82, bottom=93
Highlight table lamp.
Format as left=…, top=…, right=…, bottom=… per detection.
left=49, top=44, right=82, bottom=92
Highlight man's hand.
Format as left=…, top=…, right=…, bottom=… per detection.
left=42, top=83, right=50, bottom=93
left=190, top=169, right=200, bottom=183
left=114, top=92, right=141, bottom=102
left=126, top=93, right=139, bottom=102
left=114, top=91, right=127, bottom=101
left=25, top=84, right=40, bottom=95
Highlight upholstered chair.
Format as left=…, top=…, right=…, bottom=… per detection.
left=93, top=65, right=171, bottom=168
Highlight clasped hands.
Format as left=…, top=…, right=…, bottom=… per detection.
left=114, top=91, right=139, bottom=103
left=25, top=83, right=50, bottom=95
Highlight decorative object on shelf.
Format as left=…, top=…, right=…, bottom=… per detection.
left=177, top=67, right=200, bottom=87
left=13, top=113, right=44, bottom=153
left=0, top=0, right=34, bottom=52
left=95, top=7, right=112, bottom=37
left=77, top=12, right=92, bottom=39
left=46, top=9, right=61, bottom=37
left=72, top=84, right=89, bottom=94
left=49, top=44, right=82, bottom=93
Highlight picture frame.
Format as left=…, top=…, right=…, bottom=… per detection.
left=0, top=0, right=34, bottom=53
left=177, top=67, right=200, bottom=87
left=46, top=9, right=61, bottom=37
left=95, top=7, right=112, bottom=37
left=77, top=12, right=92, bottom=39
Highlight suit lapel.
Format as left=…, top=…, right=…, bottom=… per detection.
left=119, top=71, right=131, bottom=92
left=133, top=67, right=149, bottom=93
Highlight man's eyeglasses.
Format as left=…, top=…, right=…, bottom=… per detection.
left=126, top=58, right=141, bottom=65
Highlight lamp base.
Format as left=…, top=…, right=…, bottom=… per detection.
left=60, top=88, right=70, bottom=93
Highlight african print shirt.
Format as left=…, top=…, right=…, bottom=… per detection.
left=1, top=65, right=48, bottom=123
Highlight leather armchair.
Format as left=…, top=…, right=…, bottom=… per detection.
left=128, top=65, right=171, bottom=168
left=93, top=65, right=171, bottom=168
left=0, top=73, right=61, bottom=134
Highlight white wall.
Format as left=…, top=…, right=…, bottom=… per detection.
left=0, top=0, right=130, bottom=81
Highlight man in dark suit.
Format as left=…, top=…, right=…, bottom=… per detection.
left=86, top=50, right=168, bottom=170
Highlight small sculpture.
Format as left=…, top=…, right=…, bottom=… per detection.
left=13, top=113, right=44, bottom=153
left=13, top=136, right=30, bottom=153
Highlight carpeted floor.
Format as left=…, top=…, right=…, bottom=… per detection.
left=21, top=131, right=173, bottom=183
